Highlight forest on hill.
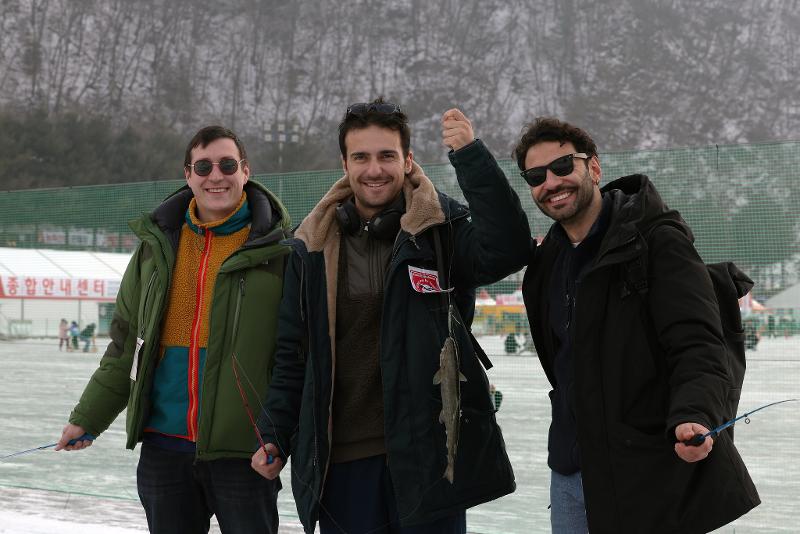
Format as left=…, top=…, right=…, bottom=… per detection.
left=0, top=0, right=797, bottom=189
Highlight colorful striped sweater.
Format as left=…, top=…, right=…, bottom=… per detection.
left=145, top=193, right=250, bottom=442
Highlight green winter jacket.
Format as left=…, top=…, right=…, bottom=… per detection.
left=69, top=181, right=291, bottom=461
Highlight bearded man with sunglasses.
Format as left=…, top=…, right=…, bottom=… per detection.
left=250, top=99, right=528, bottom=533
left=513, top=118, right=759, bottom=533
left=56, top=125, right=292, bottom=534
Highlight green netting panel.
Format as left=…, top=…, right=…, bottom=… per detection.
left=1, top=142, right=800, bottom=532
left=2, top=141, right=799, bottom=301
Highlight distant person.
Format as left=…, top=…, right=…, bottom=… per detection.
left=68, top=321, right=79, bottom=351
left=510, top=117, right=759, bottom=532
left=520, top=331, right=536, bottom=354
left=250, top=100, right=529, bottom=533
left=504, top=332, right=519, bottom=354
left=56, top=125, right=292, bottom=534
left=743, top=315, right=762, bottom=351
left=58, top=319, right=69, bottom=351
left=79, top=323, right=96, bottom=352
left=490, top=384, right=503, bottom=411
left=779, top=315, right=791, bottom=337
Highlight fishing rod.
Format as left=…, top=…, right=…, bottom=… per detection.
left=683, top=399, right=798, bottom=447
left=0, top=433, right=95, bottom=461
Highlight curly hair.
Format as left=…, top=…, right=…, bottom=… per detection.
left=512, top=118, right=597, bottom=171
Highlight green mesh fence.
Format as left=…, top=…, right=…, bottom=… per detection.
left=2, top=141, right=799, bottom=334
left=1, top=142, right=800, bottom=532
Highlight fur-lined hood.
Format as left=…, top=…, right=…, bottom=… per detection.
left=295, top=161, right=454, bottom=252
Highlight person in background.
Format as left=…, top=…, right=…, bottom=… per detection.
left=58, top=318, right=69, bottom=351
left=69, top=321, right=80, bottom=351
left=490, top=384, right=503, bottom=411
left=79, top=322, right=96, bottom=352
left=504, top=332, right=519, bottom=354
left=55, top=125, right=292, bottom=534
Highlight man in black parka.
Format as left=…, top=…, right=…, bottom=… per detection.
left=250, top=100, right=528, bottom=533
left=514, top=118, right=759, bottom=533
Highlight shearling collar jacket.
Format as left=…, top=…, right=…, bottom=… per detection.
left=260, top=140, right=531, bottom=531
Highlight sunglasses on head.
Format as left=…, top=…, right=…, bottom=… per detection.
left=520, top=153, right=589, bottom=187
left=346, top=102, right=402, bottom=117
left=187, top=158, right=245, bottom=177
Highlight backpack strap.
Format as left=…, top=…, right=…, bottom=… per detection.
left=623, top=224, right=755, bottom=434
left=621, top=222, right=676, bottom=297
left=621, top=254, right=649, bottom=298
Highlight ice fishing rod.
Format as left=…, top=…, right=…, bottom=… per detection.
left=683, top=399, right=799, bottom=447
left=0, top=433, right=95, bottom=461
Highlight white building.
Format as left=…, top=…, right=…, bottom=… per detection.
left=0, top=247, right=131, bottom=338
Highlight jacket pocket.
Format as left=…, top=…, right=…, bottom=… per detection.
left=605, top=421, right=691, bottom=527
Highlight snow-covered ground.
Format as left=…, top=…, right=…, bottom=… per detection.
left=0, top=336, right=798, bottom=533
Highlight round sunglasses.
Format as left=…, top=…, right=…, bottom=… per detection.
left=520, top=153, right=589, bottom=187
left=187, top=158, right=245, bottom=177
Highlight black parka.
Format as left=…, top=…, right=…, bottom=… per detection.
left=523, top=175, right=759, bottom=534
left=259, top=140, right=529, bottom=531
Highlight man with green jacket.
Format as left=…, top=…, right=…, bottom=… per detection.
left=56, top=126, right=291, bottom=534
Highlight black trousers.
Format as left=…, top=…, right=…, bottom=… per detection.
left=136, top=442, right=280, bottom=534
left=319, top=454, right=466, bottom=534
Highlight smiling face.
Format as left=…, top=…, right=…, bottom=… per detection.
left=342, top=125, right=412, bottom=220
left=525, top=140, right=602, bottom=238
left=184, top=137, right=249, bottom=223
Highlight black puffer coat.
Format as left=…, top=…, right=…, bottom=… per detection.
left=523, top=175, right=759, bottom=534
left=260, top=140, right=529, bottom=531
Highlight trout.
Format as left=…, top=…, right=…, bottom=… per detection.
left=433, top=335, right=467, bottom=483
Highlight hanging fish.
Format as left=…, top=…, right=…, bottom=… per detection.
left=433, top=324, right=467, bottom=483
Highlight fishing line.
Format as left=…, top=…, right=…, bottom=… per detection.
left=233, top=349, right=455, bottom=534
left=231, top=352, right=273, bottom=463
left=230, top=221, right=471, bottom=533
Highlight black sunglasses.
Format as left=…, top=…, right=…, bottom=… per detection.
left=187, top=158, right=245, bottom=177
left=346, top=102, right=402, bottom=117
left=520, top=153, right=589, bottom=187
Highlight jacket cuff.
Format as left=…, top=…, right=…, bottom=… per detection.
left=447, top=139, right=490, bottom=167
left=68, top=413, right=103, bottom=438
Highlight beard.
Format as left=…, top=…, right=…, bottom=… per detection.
left=533, top=167, right=595, bottom=225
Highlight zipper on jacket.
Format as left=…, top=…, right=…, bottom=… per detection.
left=187, top=229, right=214, bottom=441
left=299, top=259, right=306, bottom=324
left=305, top=258, right=318, bottom=469
left=312, top=359, right=318, bottom=469
left=131, top=271, right=159, bottom=381
left=230, top=276, right=246, bottom=344
left=137, top=271, right=159, bottom=341
left=390, top=231, right=418, bottom=261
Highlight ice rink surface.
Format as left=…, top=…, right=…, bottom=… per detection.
left=0, top=335, right=798, bottom=533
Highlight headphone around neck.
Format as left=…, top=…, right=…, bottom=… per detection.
left=335, top=195, right=405, bottom=241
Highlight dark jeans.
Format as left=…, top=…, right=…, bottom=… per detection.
left=137, top=442, right=280, bottom=534
left=319, top=454, right=466, bottom=534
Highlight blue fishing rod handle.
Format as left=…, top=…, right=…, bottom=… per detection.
left=682, top=433, right=706, bottom=447
left=67, top=433, right=96, bottom=446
